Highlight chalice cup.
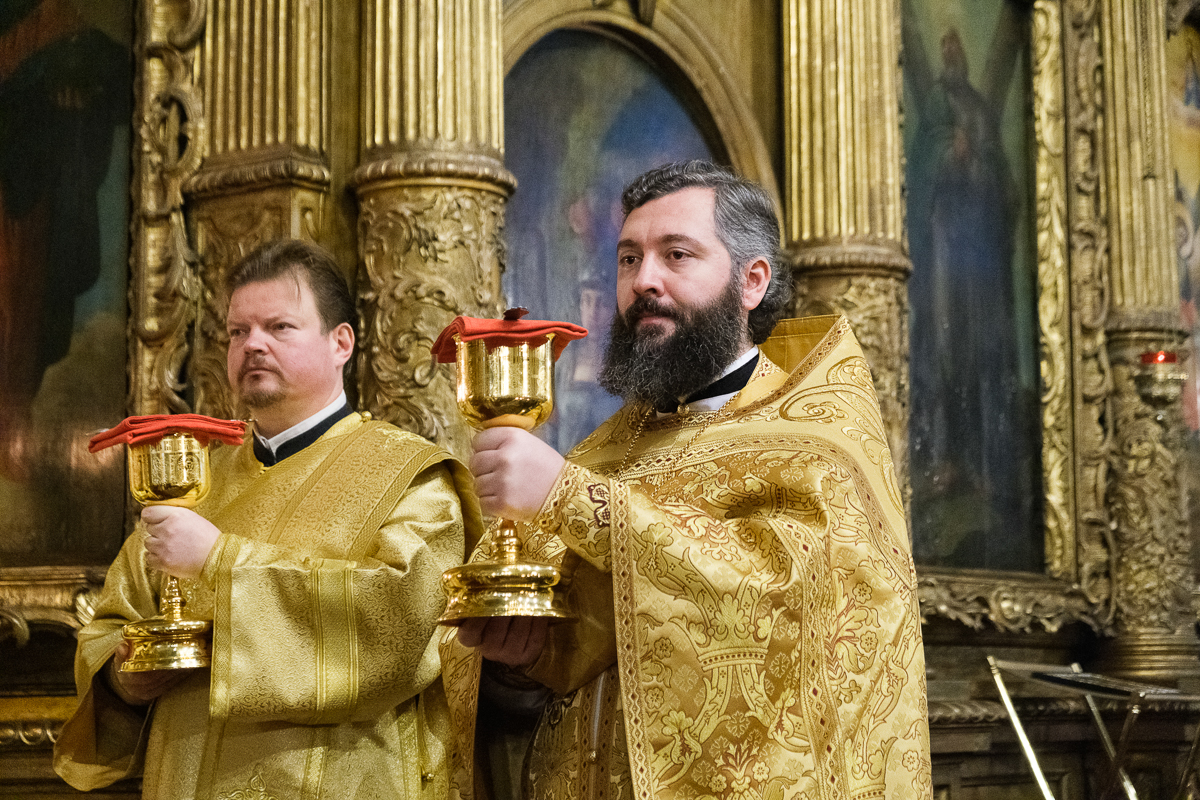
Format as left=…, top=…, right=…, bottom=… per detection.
left=120, top=432, right=214, bottom=672
left=438, top=336, right=575, bottom=624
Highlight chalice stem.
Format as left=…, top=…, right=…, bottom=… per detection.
left=495, top=520, right=522, bottom=565
left=161, top=576, right=187, bottom=623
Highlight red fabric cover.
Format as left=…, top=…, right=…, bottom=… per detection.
left=431, top=315, right=587, bottom=363
left=88, top=414, right=246, bottom=453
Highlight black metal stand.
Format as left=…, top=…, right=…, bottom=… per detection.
left=987, top=656, right=1200, bottom=800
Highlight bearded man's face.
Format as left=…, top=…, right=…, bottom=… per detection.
left=601, top=186, right=753, bottom=408
left=599, top=275, right=747, bottom=409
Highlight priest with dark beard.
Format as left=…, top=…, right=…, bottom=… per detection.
left=441, top=161, right=931, bottom=800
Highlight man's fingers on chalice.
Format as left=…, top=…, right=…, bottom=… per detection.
left=457, top=617, right=488, bottom=648
left=480, top=617, right=515, bottom=651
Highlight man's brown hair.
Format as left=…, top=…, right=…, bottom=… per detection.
left=621, top=161, right=791, bottom=345
left=226, top=239, right=354, bottom=334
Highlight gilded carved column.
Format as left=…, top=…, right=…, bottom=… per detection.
left=1096, top=0, right=1198, bottom=679
left=185, top=0, right=334, bottom=417
left=781, top=0, right=911, bottom=493
left=354, top=0, right=511, bottom=456
left=131, top=0, right=207, bottom=415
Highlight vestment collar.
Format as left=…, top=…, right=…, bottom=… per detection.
left=253, top=392, right=353, bottom=466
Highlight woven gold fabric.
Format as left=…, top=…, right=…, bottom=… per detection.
left=55, top=414, right=478, bottom=800
left=444, top=315, right=931, bottom=800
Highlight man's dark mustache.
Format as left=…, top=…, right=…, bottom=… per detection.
left=624, top=296, right=680, bottom=325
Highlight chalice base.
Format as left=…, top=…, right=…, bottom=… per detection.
left=439, top=561, right=575, bottom=625
left=119, top=617, right=212, bottom=672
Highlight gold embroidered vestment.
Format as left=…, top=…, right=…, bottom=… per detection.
left=443, top=315, right=932, bottom=800
left=55, top=414, right=477, bottom=800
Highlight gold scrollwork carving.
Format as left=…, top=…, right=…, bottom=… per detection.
left=1107, top=350, right=1193, bottom=634
left=918, top=568, right=1095, bottom=634
left=1033, top=0, right=1075, bottom=585
left=926, top=700, right=1007, bottom=725
left=352, top=151, right=517, bottom=194
left=356, top=184, right=507, bottom=455
left=788, top=242, right=913, bottom=276
left=131, top=0, right=208, bottom=416
left=0, top=567, right=108, bottom=640
left=168, top=0, right=208, bottom=50
left=185, top=152, right=333, bottom=199
left=0, top=720, right=61, bottom=749
left=1064, top=0, right=1115, bottom=623
left=0, top=609, right=29, bottom=648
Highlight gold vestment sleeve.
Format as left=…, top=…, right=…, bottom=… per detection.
left=54, top=528, right=160, bottom=789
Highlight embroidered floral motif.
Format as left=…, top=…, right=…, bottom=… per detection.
left=586, top=482, right=610, bottom=527
left=516, top=327, right=929, bottom=800
left=216, top=768, right=277, bottom=800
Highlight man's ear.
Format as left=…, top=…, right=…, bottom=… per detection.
left=331, top=322, right=354, bottom=367
left=741, top=257, right=771, bottom=311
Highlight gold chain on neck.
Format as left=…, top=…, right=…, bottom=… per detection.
left=615, top=406, right=652, bottom=475
left=614, top=396, right=739, bottom=478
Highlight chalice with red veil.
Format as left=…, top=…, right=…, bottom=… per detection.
left=432, top=308, right=586, bottom=624
left=89, top=414, right=245, bottom=671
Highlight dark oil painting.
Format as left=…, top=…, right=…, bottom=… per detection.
left=0, top=0, right=131, bottom=567
left=503, top=28, right=715, bottom=455
left=902, top=0, right=1044, bottom=572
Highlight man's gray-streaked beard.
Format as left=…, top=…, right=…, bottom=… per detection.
left=598, top=278, right=746, bottom=409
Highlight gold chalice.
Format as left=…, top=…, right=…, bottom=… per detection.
left=438, top=336, right=575, bottom=624
left=120, top=432, right=213, bottom=672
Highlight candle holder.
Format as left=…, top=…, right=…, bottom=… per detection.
left=432, top=310, right=586, bottom=625
left=1134, top=350, right=1187, bottom=407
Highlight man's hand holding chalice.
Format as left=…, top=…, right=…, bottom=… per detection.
left=87, top=414, right=246, bottom=694
left=106, top=506, right=222, bottom=703
left=458, top=426, right=567, bottom=665
left=140, top=505, right=221, bottom=581
left=431, top=310, right=586, bottom=648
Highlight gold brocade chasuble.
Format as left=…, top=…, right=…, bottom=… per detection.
left=442, top=315, right=932, bottom=800
left=56, top=414, right=477, bottom=800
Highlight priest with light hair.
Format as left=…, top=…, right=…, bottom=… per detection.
left=56, top=239, right=479, bottom=799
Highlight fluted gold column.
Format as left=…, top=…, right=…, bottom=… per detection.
left=782, top=0, right=910, bottom=490
left=353, top=0, right=512, bottom=456
left=1095, top=0, right=1198, bottom=681
left=184, top=0, right=335, bottom=417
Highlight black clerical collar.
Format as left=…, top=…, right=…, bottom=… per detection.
left=252, top=403, right=354, bottom=466
left=654, top=351, right=760, bottom=415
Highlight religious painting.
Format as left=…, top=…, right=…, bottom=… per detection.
left=1165, top=22, right=1200, bottom=575
left=503, top=28, right=715, bottom=455
left=902, top=0, right=1043, bottom=571
left=0, top=0, right=132, bottom=567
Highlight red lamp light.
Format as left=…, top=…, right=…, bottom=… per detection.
left=1140, top=350, right=1178, bottom=365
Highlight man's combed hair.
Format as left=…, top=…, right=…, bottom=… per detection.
left=621, top=160, right=792, bottom=344
left=226, top=239, right=355, bottom=334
